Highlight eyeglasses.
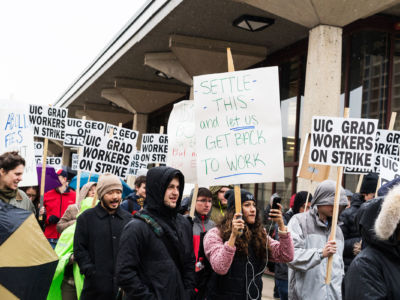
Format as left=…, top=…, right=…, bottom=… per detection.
left=197, top=199, right=212, bottom=203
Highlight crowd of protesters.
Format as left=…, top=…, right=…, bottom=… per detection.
left=1, top=150, right=400, bottom=299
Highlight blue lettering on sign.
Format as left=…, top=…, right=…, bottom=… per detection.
left=214, top=172, right=262, bottom=180
left=4, top=113, right=28, bottom=131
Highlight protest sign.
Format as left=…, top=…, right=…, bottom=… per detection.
left=34, top=142, right=44, bottom=157
left=36, top=157, right=62, bottom=171
left=373, top=129, right=400, bottom=172
left=29, top=105, right=68, bottom=141
left=64, top=118, right=106, bottom=147
left=380, top=156, right=400, bottom=185
left=140, top=134, right=168, bottom=164
left=127, top=151, right=149, bottom=176
left=310, top=117, right=378, bottom=169
left=0, top=104, right=38, bottom=186
left=298, top=133, right=331, bottom=182
left=167, top=100, right=197, bottom=184
left=193, top=67, right=284, bottom=186
left=71, top=153, right=79, bottom=171
left=78, top=124, right=138, bottom=178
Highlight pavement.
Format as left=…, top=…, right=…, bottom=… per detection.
left=262, top=274, right=278, bottom=300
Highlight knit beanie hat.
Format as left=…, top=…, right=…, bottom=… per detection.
left=360, top=173, right=379, bottom=194
left=293, top=191, right=312, bottom=214
left=226, top=189, right=256, bottom=211
left=96, top=173, right=122, bottom=200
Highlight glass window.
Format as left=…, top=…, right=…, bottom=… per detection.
left=274, top=167, right=296, bottom=208
left=391, top=34, right=400, bottom=130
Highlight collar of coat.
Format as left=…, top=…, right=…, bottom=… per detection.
left=94, top=202, right=124, bottom=219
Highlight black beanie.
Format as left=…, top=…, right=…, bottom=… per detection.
left=225, top=189, right=256, bottom=211
left=360, top=173, right=379, bottom=194
left=293, top=191, right=312, bottom=214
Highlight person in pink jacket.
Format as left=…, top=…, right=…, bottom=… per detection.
left=204, top=189, right=294, bottom=300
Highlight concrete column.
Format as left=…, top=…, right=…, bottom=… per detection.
left=133, top=113, right=148, bottom=149
left=62, top=147, right=71, bottom=167
left=297, top=25, right=343, bottom=192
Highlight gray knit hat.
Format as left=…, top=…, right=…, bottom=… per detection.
left=96, top=173, right=122, bottom=200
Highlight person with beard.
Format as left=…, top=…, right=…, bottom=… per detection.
left=287, top=180, right=348, bottom=300
left=344, top=179, right=400, bottom=300
left=203, top=189, right=294, bottom=300
left=74, top=173, right=132, bottom=300
left=116, top=166, right=196, bottom=300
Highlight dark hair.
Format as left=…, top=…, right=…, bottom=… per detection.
left=197, top=187, right=212, bottom=199
left=135, top=175, right=146, bottom=188
left=293, top=191, right=311, bottom=214
left=0, top=151, right=25, bottom=172
left=20, top=186, right=40, bottom=207
left=216, top=206, right=267, bottom=260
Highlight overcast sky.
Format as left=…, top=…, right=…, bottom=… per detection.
left=0, top=0, right=147, bottom=106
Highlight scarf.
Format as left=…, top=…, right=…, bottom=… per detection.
left=0, top=187, right=17, bottom=203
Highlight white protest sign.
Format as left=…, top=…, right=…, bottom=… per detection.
left=78, top=124, right=138, bottom=178
left=140, top=134, right=168, bottom=164
left=127, top=151, right=149, bottom=176
left=167, top=100, right=197, bottom=184
left=29, top=105, right=68, bottom=141
left=373, top=129, right=400, bottom=172
left=64, top=118, right=106, bottom=147
left=71, top=153, right=79, bottom=171
left=36, top=156, right=62, bottom=171
left=380, top=156, right=400, bottom=185
left=0, top=103, right=38, bottom=187
left=34, top=142, right=44, bottom=157
left=193, top=67, right=284, bottom=186
left=310, top=117, right=378, bottom=169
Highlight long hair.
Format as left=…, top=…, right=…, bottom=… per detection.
left=216, top=207, right=268, bottom=261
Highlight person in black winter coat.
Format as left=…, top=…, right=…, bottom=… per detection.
left=339, top=172, right=378, bottom=271
left=121, top=175, right=146, bottom=214
left=74, top=173, right=132, bottom=300
left=116, top=166, right=196, bottom=300
left=344, top=179, right=400, bottom=300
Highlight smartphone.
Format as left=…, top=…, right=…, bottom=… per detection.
left=272, top=197, right=281, bottom=210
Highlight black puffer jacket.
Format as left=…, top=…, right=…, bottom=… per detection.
left=116, top=167, right=196, bottom=300
left=344, top=183, right=400, bottom=300
left=339, top=193, right=364, bottom=270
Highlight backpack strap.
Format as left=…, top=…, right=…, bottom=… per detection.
left=134, top=211, right=164, bottom=237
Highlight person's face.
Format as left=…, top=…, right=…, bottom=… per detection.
left=317, top=205, right=334, bottom=219
left=195, top=196, right=212, bottom=216
left=25, top=187, right=37, bottom=202
left=0, top=164, right=24, bottom=190
left=299, top=201, right=311, bottom=213
left=364, top=193, right=375, bottom=201
left=218, top=187, right=229, bottom=205
left=136, top=183, right=146, bottom=198
left=242, top=200, right=257, bottom=224
left=164, top=178, right=180, bottom=209
left=58, top=175, right=67, bottom=186
left=101, top=189, right=122, bottom=212
left=87, top=185, right=96, bottom=198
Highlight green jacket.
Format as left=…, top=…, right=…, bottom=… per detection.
left=47, top=197, right=98, bottom=300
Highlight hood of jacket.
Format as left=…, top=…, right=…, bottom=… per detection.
left=145, top=166, right=184, bottom=219
left=349, top=193, right=364, bottom=208
left=78, top=182, right=96, bottom=207
left=209, top=185, right=232, bottom=208
left=311, top=180, right=348, bottom=207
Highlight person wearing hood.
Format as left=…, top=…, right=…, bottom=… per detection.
left=209, top=185, right=232, bottom=223
left=203, top=189, right=293, bottom=300
left=116, top=166, right=196, bottom=300
left=74, top=173, right=132, bottom=300
left=339, top=172, right=378, bottom=271
left=287, top=180, right=347, bottom=300
left=344, top=180, right=400, bottom=300
left=57, top=181, right=96, bottom=234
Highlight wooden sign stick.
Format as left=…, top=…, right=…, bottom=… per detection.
left=189, top=184, right=199, bottom=218
left=304, top=170, right=316, bottom=212
left=75, top=116, right=86, bottom=203
left=155, top=126, right=164, bottom=168
left=355, top=174, right=364, bottom=193
left=375, top=112, right=397, bottom=196
left=38, top=138, right=49, bottom=221
left=227, top=47, right=243, bottom=233
left=326, top=107, right=350, bottom=284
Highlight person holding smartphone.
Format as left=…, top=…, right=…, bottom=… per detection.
left=203, top=189, right=294, bottom=300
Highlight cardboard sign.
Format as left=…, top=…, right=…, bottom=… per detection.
left=71, top=153, right=79, bottom=171
left=34, top=142, right=44, bottom=157
left=29, top=105, right=68, bottom=141
left=167, top=100, right=197, bottom=184
left=380, top=156, right=400, bottom=185
left=297, top=133, right=331, bottom=182
left=194, top=67, right=284, bottom=186
left=36, top=156, right=62, bottom=171
left=127, top=151, right=149, bottom=176
left=310, top=117, right=378, bottom=169
left=78, top=125, right=138, bottom=178
left=140, top=134, right=168, bottom=164
left=0, top=104, right=38, bottom=187
left=64, top=118, right=106, bottom=147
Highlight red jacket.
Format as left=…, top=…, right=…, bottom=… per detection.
left=44, top=188, right=76, bottom=239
